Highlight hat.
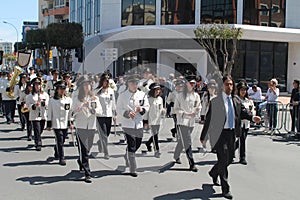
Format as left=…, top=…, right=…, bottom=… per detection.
left=19, top=73, right=27, bottom=78
left=185, top=75, right=196, bottom=83
left=127, top=74, right=140, bottom=83
left=63, top=72, right=71, bottom=78
left=52, top=69, right=59, bottom=74
left=252, top=84, right=257, bottom=88
left=76, top=75, right=91, bottom=87
left=31, top=77, right=42, bottom=85
left=143, top=68, right=151, bottom=74
left=175, top=80, right=185, bottom=87
left=207, top=79, right=217, bottom=88
left=54, top=80, right=67, bottom=89
left=29, top=67, right=35, bottom=70
left=101, top=73, right=110, bottom=81
left=149, top=82, right=161, bottom=90
left=37, top=71, right=43, bottom=77
left=237, top=81, right=248, bottom=90
left=270, top=78, right=278, bottom=86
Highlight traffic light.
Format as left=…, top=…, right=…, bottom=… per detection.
left=0, top=50, right=3, bottom=65
left=75, top=46, right=83, bottom=63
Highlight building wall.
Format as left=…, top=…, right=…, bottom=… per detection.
left=287, top=42, right=300, bottom=92
left=101, top=0, right=121, bottom=32
left=286, top=0, right=300, bottom=28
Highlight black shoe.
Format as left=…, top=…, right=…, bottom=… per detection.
left=174, top=158, right=182, bottom=164
left=7, top=121, right=11, bottom=124
left=145, top=143, right=152, bottom=152
left=154, top=151, right=161, bottom=158
left=129, top=172, right=138, bottom=177
left=59, top=159, right=66, bottom=166
left=171, top=128, right=177, bottom=137
left=223, top=192, right=233, bottom=199
left=84, top=175, right=92, bottom=183
left=36, top=146, right=41, bottom=151
left=27, top=137, right=32, bottom=141
left=208, top=171, right=220, bottom=186
left=239, top=159, right=247, bottom=165
left=190, top=165, right=198, bottom=172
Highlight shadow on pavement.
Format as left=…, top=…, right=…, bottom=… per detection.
left=16, top=169, right=125, bottom=185
left=153, top=184, right=222, bottom=200
left=0, top=145, right=35, bottom=153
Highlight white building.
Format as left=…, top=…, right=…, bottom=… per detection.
left=70, top=0, right=300, bottom=92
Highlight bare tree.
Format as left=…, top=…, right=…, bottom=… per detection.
left=194, top=24, right=242, bottom=75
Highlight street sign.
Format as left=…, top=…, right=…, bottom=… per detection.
left=100, top=48, right=118, bottom=61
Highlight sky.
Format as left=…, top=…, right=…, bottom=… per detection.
left=0, top=0, right=38, bottom=46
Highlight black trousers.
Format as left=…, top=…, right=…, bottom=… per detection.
left=146, top=125, right=160, bottom=151
left=210, top=129, right=235, bottom=194
left=235, top=127, right=248, bottom=160
left=32, top=120, right=43, bottom=147
left=96, top=117, right=112, bottom=155
left=76, top=128, right=95, bottom=176
left=171, top=114, right=177, bottom=134
left=17, top=104, right=26, bottom=128
left=3, top=100, right=16, bottom=122
left=24, top=112, right=32, bottom=139
left=174, top=125, right=195, bottom=166
left=54, top=129, right=68, bottom=160
left=290, top=106, right=299, bottom=132
left=266, top=104, right=278, bottom=129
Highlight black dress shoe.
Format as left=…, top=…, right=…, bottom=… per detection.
left=59, top=159, right=66, bottom=166
left=27, top=137, right=32, bottom=141
left=190, top=165, right=198, bottom=172
left=208, top=171, right=220, bottom=186
left=84, top=175, right=92, bottom=183
left=145, top=143, right=152, bottom=152
left=240, top=159, right=247, bottom=165
left=129, top=172, right=138, bottom=177
left=36, top=146, right=41, bottom=151
left=174, top=158, right=181, bottom=164
left=223, top=192, right=233, bottom=199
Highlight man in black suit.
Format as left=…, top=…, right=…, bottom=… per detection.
left=200, top=75, right=261, bottom=199
left=290, top=80, right=299, bottom=132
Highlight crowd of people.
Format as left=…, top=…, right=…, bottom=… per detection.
left=1, top=65, right=298, bottom=199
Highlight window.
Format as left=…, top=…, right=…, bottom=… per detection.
left=70, top=0, right=75, bottom=22
left=55, top=0, right=65, bottom=8
left=77, top=0, right=83, bottom=24
left=94, top=0, right=101, bottom=33
left=122, top=0, right=156, bottom=26
left=201, top=0, right=237, bottom=24
left=243, top=0, right=286, bottom=28
left=85, top=0, right=92, bottom=35
left=161, top=0, right=195, bottom=25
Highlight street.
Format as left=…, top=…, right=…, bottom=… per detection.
left=0, top=115, right=299, bottom=200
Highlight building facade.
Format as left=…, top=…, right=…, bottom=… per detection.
left=69, top=0, right=300, bottom=92
left=0, top=42, right=13, bottom=66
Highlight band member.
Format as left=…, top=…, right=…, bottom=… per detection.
left=167, top=80, right=184, bottom=137
left=200, top=79, right=218, bottom=123
left=28, top=67, right=36, bottom=80
left=138, top=68, right=154, bottom=93
left=200, top=75, right=261, bottom=199
left=19, top=81, right=33, bottom=141
left=145, top=82, right=165, bottom=158
left=72, top=75, right=102, bottom=183
left=47, top=81, right=73, bottom=166
left=0, top=70, right=17, bottom=124
left=16, top=73, right=28, bottom=130
left=95, top=73, right=117, bottom=159
left=63, top=72, right=75, bottom=97
left=117, top=74, right=150, bottom=177
left=235, top=81, right=254, bottom=165
left=26, top=78, right=49, bottom=151
left=45, top=69, right=60, bottom=98
left=290, top=80, right=299, bottom=132
left=173, top=76, right=201, bottom=172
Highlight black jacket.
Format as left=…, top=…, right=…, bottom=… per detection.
left=200, top=94, right=253, bottom=149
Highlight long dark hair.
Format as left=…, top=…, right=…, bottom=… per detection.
left=96, top=78, right=109, bottom=95
left=31, top=83, right=41, bottom=95
left=148, top=88, right=161, bottom=98
left=24, top=83, right=32, bottom=95
left=53, top=87, right=65, bottom=100
left=182, top=82, right=195, bottom=100
left=237, top=87, right=249, bottom=99
left=78, top=82, right=94, bottom=102
left=18, top=77, right=26, bottom=88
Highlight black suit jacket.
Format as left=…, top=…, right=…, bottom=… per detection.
left=200, top=94, right=253, bottom=149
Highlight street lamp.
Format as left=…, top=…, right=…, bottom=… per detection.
left=3, top=21, right=18, bottom=53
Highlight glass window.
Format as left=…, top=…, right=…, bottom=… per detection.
left=77, top=0, right=83, bottom=24
left=85, top=0, right=92, bottom=35
left=200, top=0, right=237, bottom=24
left=94, top=0, right=100, bottom=33
left=243, top=0, right=286, bottom=28
left=161, top=0, right=195, bottom=25
left=122, top=0, right=156, bottom=26
left=70, top=0, right=75, bottom=22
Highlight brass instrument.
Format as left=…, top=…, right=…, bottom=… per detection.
left=6, top=66, right=23, bottom=98
left=21, top=104, right=30, bottom=113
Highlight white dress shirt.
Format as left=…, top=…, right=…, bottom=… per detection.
left=222, top=92, right=235, bottom=129
left=95, top=87, right=116, bottom=117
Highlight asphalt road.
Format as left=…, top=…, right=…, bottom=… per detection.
left=0, top=115, right=299, bottom=200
